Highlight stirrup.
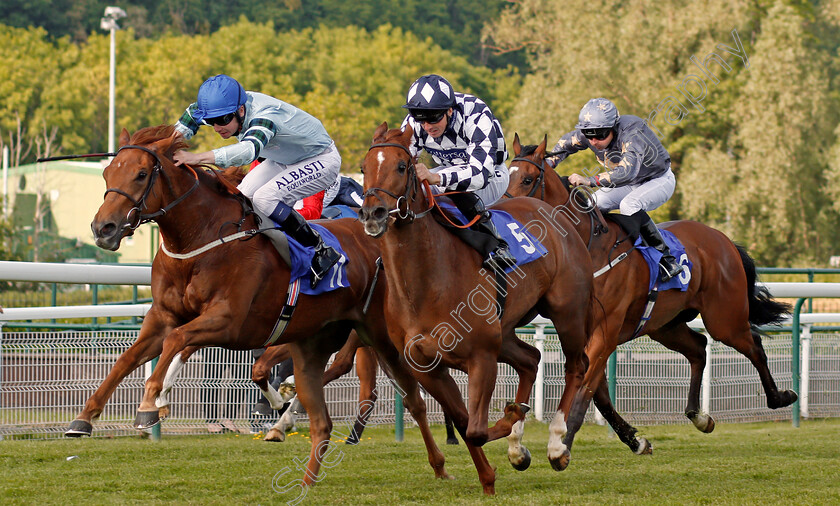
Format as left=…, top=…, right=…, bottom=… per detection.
left=309, top=246, right=342, bottom=289
left=483, top=245, right=516, bottom=272
left=659, top=258, right=684, bottom=282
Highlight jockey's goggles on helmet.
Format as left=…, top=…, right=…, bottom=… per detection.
left=582, top=127, right=613, bottom=140
left=410, top=109, right=448, bottom=124
left=204, top=112, right=237, bottom=126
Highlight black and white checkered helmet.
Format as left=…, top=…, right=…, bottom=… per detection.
left=403, top=74, right=456, bottom=110
left=575, top=98, right=620, bottom=129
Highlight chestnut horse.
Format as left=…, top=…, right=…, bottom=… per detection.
left=506, top=135, right=795, bottom=469
left=358, top=123, right=597, bottom=491
left=80, top=125, right=450, bottom=487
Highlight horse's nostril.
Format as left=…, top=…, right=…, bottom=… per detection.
left=373, top=207, right=387, bottom=221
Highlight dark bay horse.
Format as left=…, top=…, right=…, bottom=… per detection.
left=358, top=123, right=597, bottom=491
left=81, top=125, right=450, bottom=487
left=506, top=135, right=795, bottom=469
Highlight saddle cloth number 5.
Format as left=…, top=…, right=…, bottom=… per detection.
left=506, top=222, right=536, bottom=254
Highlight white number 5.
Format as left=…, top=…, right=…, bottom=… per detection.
left=507, top=223, right=536, bottom=254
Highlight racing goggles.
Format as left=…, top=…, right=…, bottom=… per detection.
left=581, top=127, right=613, bottom=140
left=410, top=109, right=448, bottom=124
left=204, top=112, right=237, bottom=126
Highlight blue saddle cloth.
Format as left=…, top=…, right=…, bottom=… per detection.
left=438, top=202, right=548, bottom=271
left=284, top=223, right=350, bottom=295
left=635, top=228, right=692, bottom=292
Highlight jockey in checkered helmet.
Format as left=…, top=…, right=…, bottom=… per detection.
left=400, top=74, right=516, bottom=272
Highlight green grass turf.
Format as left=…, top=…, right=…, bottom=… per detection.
left=2, top=419, right=839, bottom=505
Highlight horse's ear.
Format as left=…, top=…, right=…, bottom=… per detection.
left=398, top=124, right=414, bottom=146
left=118, top=128, right=130, bottom=148
left=373, top=122, right=388, bottom=143
left=513, top=133, right=522, bottom=155
left=537, top=135, right=548, bottom=157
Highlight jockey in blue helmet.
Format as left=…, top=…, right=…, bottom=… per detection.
left=548, top=98, right=683, bottom=281
left=173, top=75, right=343, bottom=289
left=401, top=74, right=516, bottom=272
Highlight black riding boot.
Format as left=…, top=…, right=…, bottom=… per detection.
left=280, top=211, right=342, bottom=289
left=636, top=211, right=683, bottom=282
left=450, top=192, right=517, bottom=272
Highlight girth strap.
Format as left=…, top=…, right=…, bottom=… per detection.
left=262, top=279, right=302, bottom=347
left=632, top=284, right=659, bottom=338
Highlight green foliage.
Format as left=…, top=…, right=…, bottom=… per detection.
left=488, top=0, right=840, bottom=266
left=0, top=20, right=520, bottom=175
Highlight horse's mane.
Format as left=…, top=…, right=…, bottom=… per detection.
left=129, top=124, right=246, bottom=196
left=518, top=144, right=539, bottom=157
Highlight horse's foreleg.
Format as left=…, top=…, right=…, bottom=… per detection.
left=591, top=374, right=651, bottom=454
left=650, top=323, right=714, bottom=433
left=494, top=334, right=540, bottom=470
left=156, top=346, right=202, bottom=419
left=444, top=414, right=458, bottom=445
left=286, top=341, right=335, bottom=488
left=67, top=311, right=170, bottom=437
left=346, top=346, right=378, bottom=444
left=265, top=395, right=300, bottom=442
left=410, top=367, right=495, bottom=495
left=463, top=350, right=500, bottom=447
left=554, top=326, right=615, bottom=472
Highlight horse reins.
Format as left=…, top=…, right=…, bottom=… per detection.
left=505, top=156, right=546, bottom=201
left=103, top=145, right=200, bottom=232
left=363, top=142, right=480, bottom=228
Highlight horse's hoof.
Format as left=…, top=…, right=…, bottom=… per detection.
left=65, top=419, right=93, bottom=437
left=265, top=429, right=286, bottom=442
left=519, top=403, right=531, bottom=416
left=549, top=449, right=571, bottom=471
left=158, top=405, right=170, bottom=421
left=510, top=446, right=531, bottom=471
left=634, top=437, right=652, bottom=455
left=446, top=437, right=459, bottom=445
left=482, top=484, right=496, bottom=496
left=134, top=410, right=160, bottom=430
left=345, top=435, right=360, bottom=445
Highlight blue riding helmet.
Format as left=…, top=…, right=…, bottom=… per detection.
left=403, top=74, right=456, bottom=110
left=194, top=74, right=247, bottom=122
left=575, top=98, right=620, bottom=130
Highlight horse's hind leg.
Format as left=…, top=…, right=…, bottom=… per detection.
left=650, top=322, right=715, bottom=432
left=444, top=414, right=458, bottom=445
left=590, top=374, right=652, bottom=454
left=286, top=335, right=343, bottom=487
left=703, top=317, right=797, bottom=409
left=67, top=311, right=170, bottom=437
left=345, top=346, right=378, bottom=444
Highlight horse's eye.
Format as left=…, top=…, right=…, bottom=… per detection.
left=397, top=161, right=407, bottom=173
left=137, top=171, right=148, bottom=181
left=523, top=177, right=534, bottom=185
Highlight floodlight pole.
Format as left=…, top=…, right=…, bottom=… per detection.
left=101, top=7, right=127, bottom=155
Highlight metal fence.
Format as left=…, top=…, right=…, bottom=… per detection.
left=2, top=328, right=837, bottom=439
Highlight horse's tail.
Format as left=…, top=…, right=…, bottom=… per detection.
left=737, top=244, right=791, bottom=328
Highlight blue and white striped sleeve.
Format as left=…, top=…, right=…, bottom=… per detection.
left=213, top=118, right=277, bottom=168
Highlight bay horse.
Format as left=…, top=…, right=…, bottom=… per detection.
left=358, top=123, right=597, bottom=488
left=80, top=125, right=451, bottom=488
left=506, top=135, right=795, bottom=469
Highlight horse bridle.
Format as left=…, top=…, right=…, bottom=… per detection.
left=505, top=155, right=546, bottom=201
left=104, top=144, right=200, bottom=231
left=363, top=142, right=434, bottom=222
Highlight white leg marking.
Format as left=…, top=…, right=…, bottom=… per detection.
left=547, top=411, right=568, bottom=460
left=156, top=353, right=185, bottom=408
left=507, top=419, right=526, bottom=464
